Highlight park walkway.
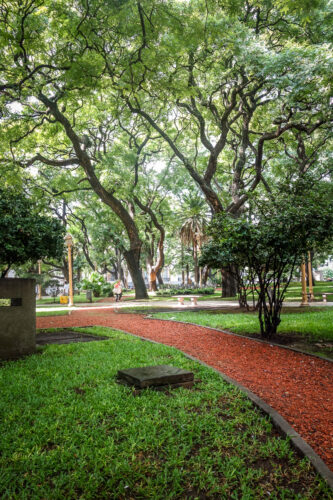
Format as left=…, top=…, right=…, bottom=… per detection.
left=37, top=308, right=333, bottom=472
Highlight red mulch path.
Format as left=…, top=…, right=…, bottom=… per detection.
left=37, top=309, right=333, bottom=471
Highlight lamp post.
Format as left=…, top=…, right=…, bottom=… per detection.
left=307, top=251, right=315, bottom=301
left=64, top=233, right=74, bottom=307
left=300, top=257, right=309, bottom=306
left=37, top=259, right=42, bottom=300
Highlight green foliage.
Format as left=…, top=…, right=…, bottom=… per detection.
left=80, top=272, right=114, bottom=297
left=201, top=183, right=333, bottom=337
left=1, top=0, right=332, bottom=301
left=203, top=186, right=333, bottom=272
left=0, top=189, right=65, bottom=276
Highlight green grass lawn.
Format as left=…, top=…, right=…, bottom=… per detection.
left=209, top=281, right=333, bottom=303
left=36, top=310, right=70, bottom=317
left=283, top=281, right=333, bottom=302
left=36, top=282, right=333, bottom=306
left=153, top=308, right=333, bottom=360
left=0, top=327, right=330, bottom=499
left=150, top=281, right=333, bottom=303
left=37, top=292, right=140, bottom=306
left=154, top=308, right=333, bottom=342
left=197, top=281, right=333, bottom=303
left=36, top=293, right=102, bottom=305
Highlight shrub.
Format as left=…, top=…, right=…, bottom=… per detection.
left=80, top=273, right=114, bottom=297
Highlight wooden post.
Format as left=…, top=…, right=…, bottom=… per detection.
left=307, top=251, right=314, bottom=301
left=38, top=260, right=42, bottom=300
left=301, top=259, right=309, bottom=306
left=68, top=245, right=74, bottom=307
left=65, top=234, right=74, bottom=307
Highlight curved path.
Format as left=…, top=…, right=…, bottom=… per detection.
left=37, top=308, right=333, bottom=471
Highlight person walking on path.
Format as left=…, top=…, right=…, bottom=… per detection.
left=114, top=281, right=122, bottom=302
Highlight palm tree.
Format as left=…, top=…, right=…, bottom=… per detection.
left=179, top=194, right=209, bottom=286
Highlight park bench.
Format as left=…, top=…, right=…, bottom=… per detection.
left=174, top=295, right=200, bottom=306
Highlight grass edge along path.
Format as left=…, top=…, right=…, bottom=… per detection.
left=0, top=326, right=331, bottom=499
left=153, top=308, right=333, bottom=342
left=151, top=308, right=333, bottom=362
left=36, top=310, right=69, bottom=317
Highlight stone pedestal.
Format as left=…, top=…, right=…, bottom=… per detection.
left=117, top=365, right=194, bottom=389
left=0, top=279, right=36, bottom=360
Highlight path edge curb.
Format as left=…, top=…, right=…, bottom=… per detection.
left=144, top=315, right=333, bottom=363
left=184, top=353, right=333, bottom=490
left=111, top=327, right=333, bottom=490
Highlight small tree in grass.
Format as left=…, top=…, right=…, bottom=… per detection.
left=200, top=187, right=333, bottom=338
left=0, top=189, right=65, bottom=277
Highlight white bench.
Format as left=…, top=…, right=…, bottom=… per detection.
left=175, top=295, right=199, bottom=306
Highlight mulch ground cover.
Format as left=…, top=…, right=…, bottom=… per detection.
left=37, top=308, right=333, bottom=472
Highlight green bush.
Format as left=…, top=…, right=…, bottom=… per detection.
left=80, top=273, right=114, bottom=297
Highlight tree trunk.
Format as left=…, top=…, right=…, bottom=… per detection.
left=201, top=266, right=209, bottom=286
left=258, top=288, right=282, bottom=339
left=193, top=243, right=199, bottom=286
left=221, top=268, right=237, bottom=297
left=120, top=265, right=127, bottom=287
left=149, top=269, right=158, bottom=291
left=123, top=266, right=129, bottom=288
left=133, top=196, right=165, bottom=293
left=37, top=93, right=148, bottom=301
left=116, top=248, right=123, bottom=281
left=63, top=258, right=69, bottom=283
left=1, top=266, right=10, bottom=278
left=306, top=252, right=316, bottom=286
left=156, top=268, right=164, bottom=285
left=82, top=245, right=95, bottom=272
left=124, top=249, right=148, bottom=299
left=181, top=244, right=185, bottom=286
left=186, top=263, right=189, bottom=285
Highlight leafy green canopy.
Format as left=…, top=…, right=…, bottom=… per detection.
left=0, top=189, right=65, bottom=276
left=202, top=182, right=333, bottom=272
left=201, top=181, right=333, bottom=336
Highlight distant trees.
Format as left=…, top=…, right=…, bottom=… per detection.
left=0, top=189, right=65, bottom=277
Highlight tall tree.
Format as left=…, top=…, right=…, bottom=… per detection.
left=1, top=0, right=332, bottom=298
left=95, top=0, right=332, bottom=292
left=179, top=194, right=208, bottom=287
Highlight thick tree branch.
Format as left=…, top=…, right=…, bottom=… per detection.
left=37, top=92, right=143, bottom=252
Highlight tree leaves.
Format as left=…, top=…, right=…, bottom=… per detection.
left=0, top=189, right=65, bottom=275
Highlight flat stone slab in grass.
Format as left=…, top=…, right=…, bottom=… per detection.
left=36, top=331, right=109, bottom=345
left=117, top=364, right=194, bottom=389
